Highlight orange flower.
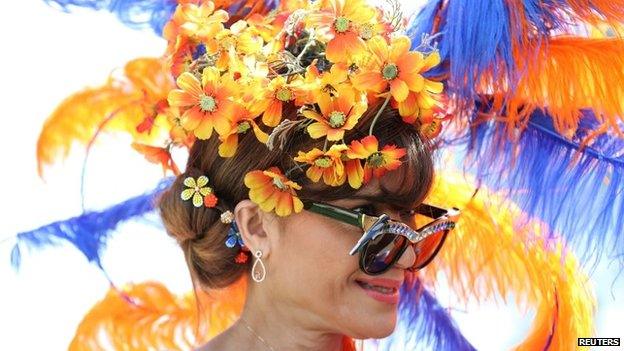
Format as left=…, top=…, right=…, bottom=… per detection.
left=227, top=54, right=269, bottom=87
left=419, top=116, right=444, bottom=139
left=344, top=158, right=364, bottom=189
left=211, top=20, right=266, bottom=70
left=204, top=193, right=218, bottom=208
left=263, top=76, right=309, bottom=127
left=392, top=52, right=444, bottom=118
left=218, top=103, right=269, bottom=157
left=393, top=90, right=437, bottom=119
left=356, top=8, right=393, bottom=42
left=310, top=0, right=376, bottom=63
left=294, top=144, right=348, bottom=186
left=131, top=143, right=180, bottom=176
left=346, top=135, right=406, bottom=184
left=305, top=61, right=354, bottom=99
left=166, top=36, right=199, bottom=78
left=302, top=88, right=367, bottom=141
left=244, top=167, right=304, bottom=217
left=167, top=68, right=238, bottom=139
left=178, top=2, right=229, bottom=42
left=352, top=35, right=436, bottom=102
left=164, top=107, right=195, bottom=148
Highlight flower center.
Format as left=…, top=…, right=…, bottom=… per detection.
left=237, top=121, right=251, bottom=133
left=328, top=111, right=346, bottom=128
left=367, top=152, right=385, bottom=167
left=276, top=87, right=293, bottom=102
left=272, top=177, right=288, bottom=190
left=334, top=17, right=350, bottom=33
left=382, top=63, right=399, bottom=80
left=359, top=23, right=374, bottom=40
left=199, top=95, right=217, bottom=112
left=314, top=157, right=332, bottom=168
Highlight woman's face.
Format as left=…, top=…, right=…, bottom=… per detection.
left=265, top=178, right=417, bottom=339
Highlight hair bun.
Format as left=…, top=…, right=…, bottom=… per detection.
left=159, top=168, right=249, bottom=289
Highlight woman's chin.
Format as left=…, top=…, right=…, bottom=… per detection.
left=367, top=324, right=396, bottom=339
left=349, top=313, right=397, bottom=339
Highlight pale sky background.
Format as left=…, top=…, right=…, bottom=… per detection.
left=0, top=1, right=622, bottom=350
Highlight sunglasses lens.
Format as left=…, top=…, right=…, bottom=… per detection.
left=412, top=229, right=449, bottom=269
left=361, top=233, right=407, bottom=274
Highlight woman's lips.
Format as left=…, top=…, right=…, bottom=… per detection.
left=356, top=279, right=401, bottom=304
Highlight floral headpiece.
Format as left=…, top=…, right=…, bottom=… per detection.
left=164, top=0, right=446, bottom=217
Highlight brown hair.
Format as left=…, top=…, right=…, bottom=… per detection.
left=158, top=101, right=435, bottom=290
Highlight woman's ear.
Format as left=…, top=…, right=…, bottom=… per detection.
left=234, top=200, right=271, bottom=256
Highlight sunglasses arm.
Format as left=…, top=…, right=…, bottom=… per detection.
left=304, top=202, right=362, bottom=227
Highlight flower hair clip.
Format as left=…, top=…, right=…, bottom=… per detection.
left=180, top=175, right=219, bottom=208
left=221, top=210, right=249, bottom=264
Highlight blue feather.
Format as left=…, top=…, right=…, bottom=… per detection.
left=455, top=109, right=624, bottom=268
left=44, top=0, right=178, bottom=35
left=377, top=278, right=477, bottom=351
left=10, top=178, right=173, bottom=270
left=407, top=0, right=520, bottom=101
left=406, top=0, right=623, bottom=104
left=43, top=0, right=281, bottom=36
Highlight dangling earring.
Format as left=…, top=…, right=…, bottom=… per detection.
left=251, top=250, right=266, bottom=283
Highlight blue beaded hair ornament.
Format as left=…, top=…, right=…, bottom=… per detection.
left=220, top=210, right=250, bottom=264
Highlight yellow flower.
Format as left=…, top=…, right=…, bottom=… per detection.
left=244, top=167, right=304, bottom=217
left=302, top=88, right=367, bottom=141
left=181, top=176, right=213, bottom=208
left=294, top=144, right=348, bottom=186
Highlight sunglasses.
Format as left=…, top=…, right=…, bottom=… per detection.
left=303, top=201, right=460, bottom=275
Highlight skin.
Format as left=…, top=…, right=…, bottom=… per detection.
left=199, top=177, right=418, bottom=351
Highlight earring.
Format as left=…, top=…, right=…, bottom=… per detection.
left=251, top=250, right=266, bottom=283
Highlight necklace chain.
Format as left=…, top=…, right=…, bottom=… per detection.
left=239, top=317, right=277, bottom=351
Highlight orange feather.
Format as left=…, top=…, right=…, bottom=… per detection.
left=69, top=277, right=357, bottom=350
left=36, top=58, right=174, bottom=178
left=419, top=172, right=595, bottom=350
left=487, top=37, right=624, bottom=140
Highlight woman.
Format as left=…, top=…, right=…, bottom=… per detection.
left=14, top=0, right=622, bottom=349
left=153, top=0, right=460, bottom=347
left=159, top=100, right=457, bottom=350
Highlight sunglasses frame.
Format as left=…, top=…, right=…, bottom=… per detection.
left=303, top=201, right=460, bottom=274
